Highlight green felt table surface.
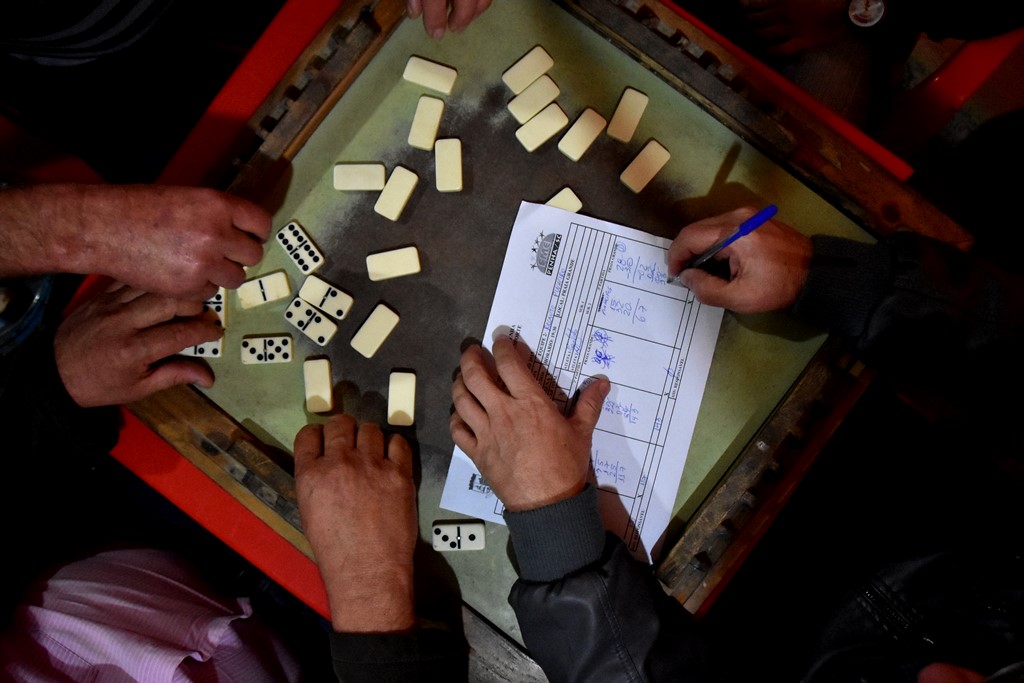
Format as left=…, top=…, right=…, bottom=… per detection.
left=200, top=0, right=872, bottom=643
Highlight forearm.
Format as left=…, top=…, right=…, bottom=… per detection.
left=793, top=232, right=1024, bottom=426
left=323, top=566, right=416, bottom=634
left=506, top=487, right=714, bottom=682
left=0, top=184, right=99, bottom=278
left=794, top=233, right=1024, bottom=363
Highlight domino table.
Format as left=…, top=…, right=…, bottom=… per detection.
left=113, top=0, right=974, bottom=674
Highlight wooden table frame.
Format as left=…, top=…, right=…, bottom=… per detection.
left=116, top=0, right=971, bottom=674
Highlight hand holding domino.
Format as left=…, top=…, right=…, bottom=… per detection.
left=449, top=337, right=611, bottom=512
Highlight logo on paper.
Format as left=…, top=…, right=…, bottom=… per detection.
left=531, top=232, right=562, bottom=276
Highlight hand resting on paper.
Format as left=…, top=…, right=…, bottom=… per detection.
left=449, top=336, right=610, bottom=512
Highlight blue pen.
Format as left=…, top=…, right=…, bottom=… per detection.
left=667, top=204, right=778, bottom=282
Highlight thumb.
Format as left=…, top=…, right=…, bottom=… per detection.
left=140, top=360, right=215, bottom=399
left=679, top=268, right=731, bottom=308
left=571, top=377, right=610, bottom=434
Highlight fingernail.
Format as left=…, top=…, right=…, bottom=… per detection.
left=431, top=28, right=445, bottom=40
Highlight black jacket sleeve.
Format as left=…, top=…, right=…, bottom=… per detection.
left=506, top=486, right=716, bottom=683
left=0, top=275, right=120, bottom=621
left=329, top=626, right=468, bottom=682
left=793, top=232, right=1024, bottom=425
left=0, top=275, right=120, bottom=459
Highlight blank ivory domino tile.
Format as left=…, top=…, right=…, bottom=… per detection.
left=350, top=304, right=399, bottom=358
left=402, top=55, right=457, bottom=95
left=502, top=45, right=554, bottom=95
left=408, top=96, right=445, bottom=151
left=432, top=521, right=486, bottom=551
left=434, top=138, right=462, bottom=192
left=276, top=221, right=325, bottom=274
left=366, top=246, right=421, bottom=281
left=558, top=107, right=607, bottom=161
left=333, top=163, right=386, bottom=191
left=298, top=274, right=354, bottom=320
left=374, top=166, right=419, bottom=221
left=283, top=297, right=338, bottom=346
left=515, top=103, right=569, bottom=152
left=303, top=358, right=333, bottom=413
left=606, top=87, right=650, bottom=142
left=621, top=140, right=671, bottom=193
left=387, top=371, right=416, bottom=426
left=240, top=334, right=293, bottom=364
left=236, top=270, right=291, bottom=309
left=546, top=187, right=583, bottom=213
left=507, top=74, right=560, bottom=125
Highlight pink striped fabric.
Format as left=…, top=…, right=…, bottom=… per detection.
left=0, top=548, right=302, bottom=681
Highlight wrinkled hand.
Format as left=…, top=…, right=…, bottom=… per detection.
left=54, top=282, right=222, bottom=407
left=77, top=184, right=270, bottom=300
left=294, top=414, right=417, bottom=633
left=407, top=0, right=492, bottom=39
left=738, top=0, right=851, bottom=56
left=6, top=183, right=270, bottom=300
left=450, top=337, right=610, bottom=512
left=667, top=207, right=812, bottom=313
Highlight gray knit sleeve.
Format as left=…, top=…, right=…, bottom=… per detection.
left=503, top=485, right=607, bottom=582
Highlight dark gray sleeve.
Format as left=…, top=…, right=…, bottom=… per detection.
left=503, top=485, right=607, bottom=582
left=505, top=487, right=718, bottom=682
left=329, top=626, right=467, bottom=682
left=793, top=232, right=1024, bottom=425
left=794, top=232, right=1024, bottom=362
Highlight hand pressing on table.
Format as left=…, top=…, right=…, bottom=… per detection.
left=450, top=336, right=610, bottom=513
left=294, top=414, right=418, bottom=633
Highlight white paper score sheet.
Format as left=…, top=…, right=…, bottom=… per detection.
left=440, top=202, right=724, bottom=563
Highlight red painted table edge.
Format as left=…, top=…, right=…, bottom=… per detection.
left=111, top=411, right=330, bottom=619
